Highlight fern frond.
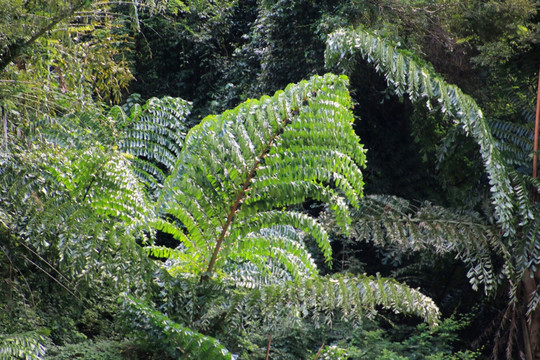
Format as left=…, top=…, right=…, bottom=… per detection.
left=489, top=119, right=533, bottom=170
left=114, top=95, right=192, bottom=189
left=120, top=294, right=233, bottom=360
left=157, top=73, right=367, bottom=277
left=0, top=331, right=47, bottom=360
left=325, top=27, right=515, bottom=237
left=222, top=260, right=294, bottom=289
left=230, top=225, right=318, bottom=279
left=204, top=273, right=440, bottom=331
left=334, top=195, right=502, bottom=293
left=0, top=145, right=154, bottom=288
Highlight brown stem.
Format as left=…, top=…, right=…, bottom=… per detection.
left=204, top=117, right=289, bottom=276
left=265, top=331, right=272, bottom=360
left=534, top=67, right=540, bottom=180
left=521, top=279, right=534, bottom=360
left=314, top=342, right=325, bottom=360
left=521, top=271, right=540, bottom=360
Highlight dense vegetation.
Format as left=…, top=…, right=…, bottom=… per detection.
left=2, top=0, right=540, bottom=359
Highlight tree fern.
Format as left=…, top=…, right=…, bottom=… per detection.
left=144, top=73, right=441, bottom=332
left=154, top=73, right=367, bottom=277
left=325, top=26, right=540, bottom=358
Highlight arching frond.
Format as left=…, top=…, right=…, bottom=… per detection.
left=0, top=145, right=153, bottom=287
left=221, top=260, right=294, bottom=289
left=489, top=119, right=533, bottom=171
left=157, top=73, right=367, bottom=277
left=325, top=27, right=515, bottom=236
left=112, top=95, right=192, bottom=189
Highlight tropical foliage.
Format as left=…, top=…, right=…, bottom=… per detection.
left=3, top=0, right=540, bottom=359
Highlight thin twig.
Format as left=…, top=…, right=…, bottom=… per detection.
left=314, top=342, right=325, bottom=360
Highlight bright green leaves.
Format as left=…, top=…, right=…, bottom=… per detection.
left=325, top=27, right=516, bottom=237
left=0, top=144, right=153, bottom=287
left=157, top=73, right=367, bottom=278
left=48, top=146, right=151, bottom=224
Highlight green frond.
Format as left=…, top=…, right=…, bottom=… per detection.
left=325, top=27, right=515, bottom=237
left=222, top=261, right=294, bottom=289
left=43, top=146, right=152, bottom=225
left=489, top=119, right=533, bottom=170
left=0, top=331, right=47, bottom=360
left=112, top=95, right=192, bottom=189
left=157, top=73, right=366, bottom=277
left=208, top=273, right=440, bottom=330
left=230, top=225, right=318, bottom=279
left=339, top=195, right=502, bottom=293
left=0, top=146, right=153, bottom=287
left=120, top=294, right=233, bottom=360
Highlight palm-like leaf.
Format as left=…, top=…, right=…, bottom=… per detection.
left=156, top=73, right=367, bottom=276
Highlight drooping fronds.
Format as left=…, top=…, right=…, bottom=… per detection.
left=489, top=118, right=533, bottom=171
left=336, top=195, right=503, bottom=293
left=200, top=273, right=440, bottom=330
left=0, top=144, right=153, bottom=289
left=120, top=294, right=233, bottom=360
left=325, top=27, right=515, bottom=236
left=35, top=93, right=191, bottom=193
left=156, top=73, right=367, bottom=277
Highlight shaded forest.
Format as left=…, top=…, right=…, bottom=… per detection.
left=2, top=0, right=540, bottom=359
